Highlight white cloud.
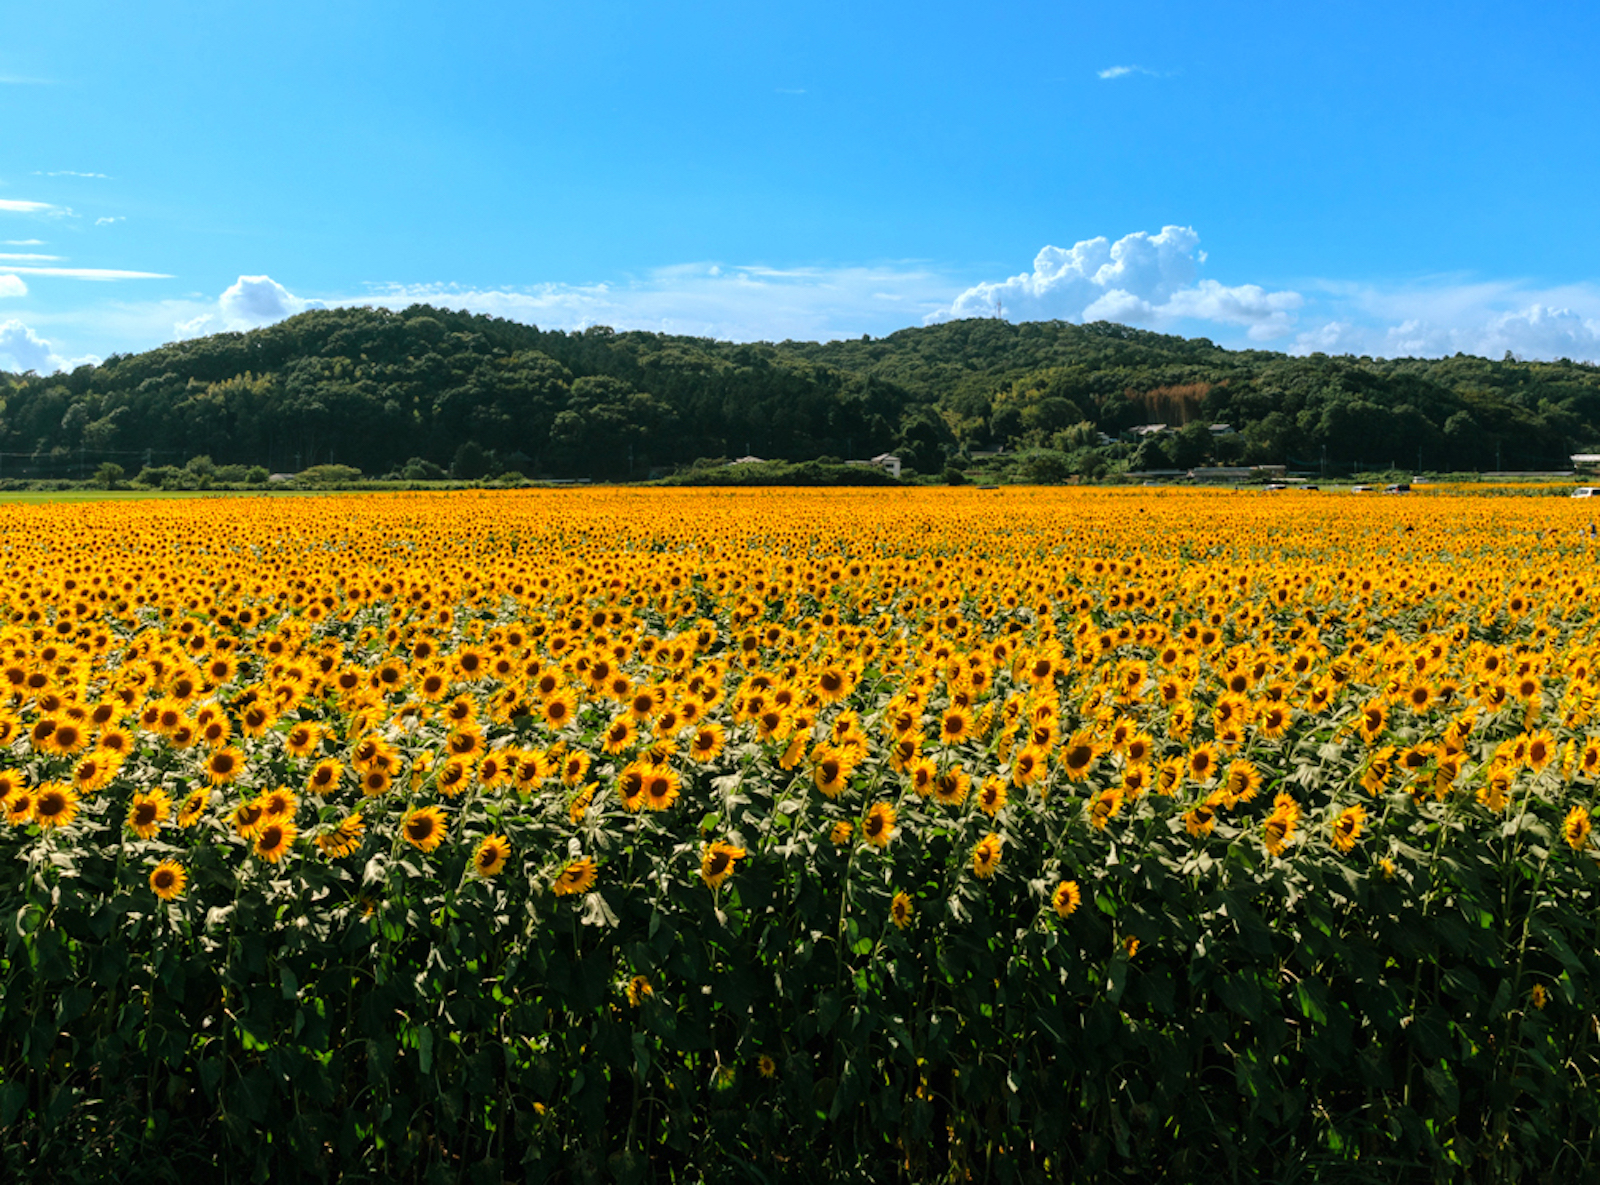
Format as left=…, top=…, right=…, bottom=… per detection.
left=94, top=215, right=124, bottom=226
left=929, top=226, right=1303, bottom=340
left=1292, top=278, right=1600, bottom=362
left=39, top=171, right=110, bottom=179
left=0, top=319, right=97, bottom=373
left=0, top=265, right=170, bottom=280
left=218, top=274, right=325, bottom=327
left=0, top=253, right=58, bottom=261
left=176, top=264, right=954, bottom=344
left=0, top=199, right=57, bottom=214
left=1098, top=65, right=1158, bottom=79
left=3, top=239, right=45, bottom=246
left=0, top=276, right=26, bottom=298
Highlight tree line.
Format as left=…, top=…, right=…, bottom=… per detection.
left=1, top=305, right=1597, bottom=481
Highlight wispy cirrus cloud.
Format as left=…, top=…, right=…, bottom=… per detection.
left=1097, top=64, right=1160, bottom=80
left=0, top=253, right=60, bottom=262
left=0, top=265, right=170, bottom=280
left=36, top=171, right=110, bottom=179
left=0, top=199, right=60, bottom=215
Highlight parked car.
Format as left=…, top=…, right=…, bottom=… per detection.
left=1383, top=483, right=1410, bottom=494
left=1350, top=484, right=1371, bottom=492
left=1574, top=487, right=1598, bottom=499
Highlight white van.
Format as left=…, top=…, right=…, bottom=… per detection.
left=1574, top=487, right=1598, bottom=499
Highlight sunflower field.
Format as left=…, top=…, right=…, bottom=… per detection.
left=4, top=487, right=1600, bottom=1183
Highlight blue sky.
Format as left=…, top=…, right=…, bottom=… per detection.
left=4, top=0, right=1600, bottom=371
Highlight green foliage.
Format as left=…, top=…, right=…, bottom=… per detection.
left=297, top=464, right=364, bottom=486
left=2, top=309, right=1599, bottom=482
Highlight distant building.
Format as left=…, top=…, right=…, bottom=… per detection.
left=1572, top=453, right=1600, bottom=474
left=730, top=455, right=765, bottom=465
left=870, top=453, right=902, bottom=478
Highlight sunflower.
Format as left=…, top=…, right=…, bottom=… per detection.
left=1478, top=768, right=1513, bottom=812
left=126, top=789, right=171, bottom=839
left=96, top=726, right=136, bottom=758
left=976, top=776, right=1007, bottom=817
left=258, top=787, right=298, bottom=824
left=176, top=787, right=210, bottom=827
left=553, top=856, right=598, bottom=896
left=971, top=832, right=1003, bottom=879
left=1052, top=879, right=1081, bottom=918
left=45, top=717, right=92, bottom=756
left=642, top=768, right=681, bottom=811
left=1262, top=807, right=1297, bottom=857
left=300, top=757, right=340, bottom=795
left=560, top=750, right=591, bottom=787
left=1088, top=787, right=1122, bottom=830
left=1257, top=703, right=1292, bottom=739
left=149, top=860, right=187, bottom=901
left=402, top=805, right=448, bottom=852
left=435, top=756, right=473, bottom=797
left=1221, top=759, right=1260, bottom=807
left=601, top=715, right=638, bottom=755
left=205, top=745, right=245, bottom=785
left=687, top=724, right=727, bottom=763
left=542, top=691, right=577, bottom=730
left=1564, top=805, right=1592, bottom=851
left=938, top=707, right=973, bottom=746
left=315, top=813, right=366, bottom=858
left=561, top=778, right=593, bottom=824
left=284, top=722, right=322, bottom=757
left=4, top=787, right=36, bottom=826
left=1330, top=804, right=1366, bottom=853
left=473, top=833, right=512, bottom=877
left=829, top=820, right=853, bottom=845
left=700, top=841, right=747, bottom=889
left=33, top=782, right=79, bottom=829
left=1184, top=801, right=1217, bottom=837
left=72, top=752, right=118, bottom=792
left=1526, top=730, right=1557, bottom=774
left=254, top=819, right=297, bottom=862
left=932, top=768, right=969, bottom=807
left=890, top=890, right=914, bottom=929
left=625, top=974, right=653, bottom=1006
left=857, top=802, right=896, bottom=850
left=1186, top=743, right=1220, bottom=784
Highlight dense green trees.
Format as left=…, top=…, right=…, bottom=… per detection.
left=1, top=305, right=1596, bottom=480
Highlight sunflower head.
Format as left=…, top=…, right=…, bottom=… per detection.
left=149, top=860, right=187, bottom=901
left=473, top=834, right=511, bottom=877
left=890, top=890, right=914, bottom=930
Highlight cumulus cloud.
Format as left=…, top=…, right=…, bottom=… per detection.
left=1293, top=279, right=1600, bottom=362
left=0, top=319, right=97, bottom=373
left=0, top=275, right=26, bottom=298
left=930, top=226, right=1303, bottom=340
left=218, top=274, right=324, bottom=328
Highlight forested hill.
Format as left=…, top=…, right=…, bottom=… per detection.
left=2, top=304, right=1598, bottom=481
